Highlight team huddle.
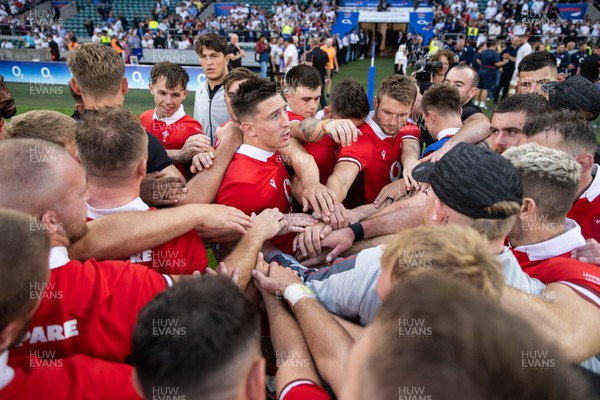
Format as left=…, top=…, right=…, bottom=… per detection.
left=1, top=33, right=600, bottom=399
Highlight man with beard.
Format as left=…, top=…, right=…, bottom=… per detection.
left=0, top=210, right=141, bottom=399
left=0, top=139, right=174, bottom=363
left=488, top=94, right=550, bottom=154
left=0, top=138, right=277, bottom=365
left=0, top=74, right=16, bottom=137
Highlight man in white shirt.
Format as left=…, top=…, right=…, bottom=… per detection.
left=282, top=36, right=298, bottom=77
left=349, top=29, right=359, bottom=61
left=178, top=37, right=190, bottom=50
left=513, top=34, right=532, bottom=81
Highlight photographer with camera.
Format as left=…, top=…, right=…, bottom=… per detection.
left=431, top=49, right=454, bottom=83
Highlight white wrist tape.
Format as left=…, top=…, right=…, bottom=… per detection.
left=283, top=284, right=316, bottom=307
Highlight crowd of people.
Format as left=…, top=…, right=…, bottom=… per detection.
left=1, top=22, right=600, bottom=398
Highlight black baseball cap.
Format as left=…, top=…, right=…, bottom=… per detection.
left=543, top=75, right=600, bottom=121
left=412, top=143, right=523, bottom=219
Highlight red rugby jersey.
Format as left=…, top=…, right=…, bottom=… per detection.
left=523, top=258, right=600, bottom=308
left=215, top=144, right=295, bottom=253
left=509, top=219, right=600, bottom=307
left=509, top=219, right=586, bottom=270
left=336, top=114, right=406, bottom=208
left=140, top=106, right=204, bottom=177
left=87, top=198, right=207, bottom=274
left=9, top=247, right=170, bottom=363
left=2, top=352, right=141, bottom=400
left=568, top=165, right=600, bottom=241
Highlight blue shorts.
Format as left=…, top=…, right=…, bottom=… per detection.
left=479, top=67, right=496, bottom=91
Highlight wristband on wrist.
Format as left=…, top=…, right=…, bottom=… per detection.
left=349, top=223, right=364, bottom=241
left=283, top=283, right=316, bottom=307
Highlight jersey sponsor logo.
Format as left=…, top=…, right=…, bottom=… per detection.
left=19, top=319, right=80, bottom=345
left=131, top=249, right=153, bottom=263
left=381, top=150, right=387, bottom=160
left=390, top=161, right=402, bottom=181
left=269, top=178, right=277, bottom=189
left=283, top=178, right=293, bottom=203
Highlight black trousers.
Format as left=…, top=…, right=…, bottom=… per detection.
left=494, top=69, right=514, bottom=101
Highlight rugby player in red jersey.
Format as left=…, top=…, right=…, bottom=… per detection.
left=140, top=61, right=212, bottom=179
left=79, top=107, right=208, bottom=274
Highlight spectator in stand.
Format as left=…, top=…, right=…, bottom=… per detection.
left=227, top=33, right=246, bottom=69
left=554, top=43, right=570, bottom=77
left=580, top=42, right=600, bottom=84
left=571, top=42, right=589, bottom=76
left=255, top=35, right=269, bottom=79
left=47, top=33, right=60, bottom=61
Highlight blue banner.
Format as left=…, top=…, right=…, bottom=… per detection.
left=214, top=3, right=236, bottom=16
left=342, top=0, right=428, bottom=6
left=0, top=61, right=205, bottom=91
left=557, top=4, right=587, bottom=21
left=409, top=12, right=434, bottom=44
left=331, top=12, right=359, bottom=37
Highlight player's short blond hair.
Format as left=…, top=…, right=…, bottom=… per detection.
left=67, top=43, right=124, bottom=99
left=76, top=106, right=148, bottom=179
left=503, top=143, right=581, bottom=221
left=4, top=110, right=76, bottom=147
left=381, top=225, right=504, bottom=301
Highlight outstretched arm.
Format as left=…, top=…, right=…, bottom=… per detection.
left=253, top=264, right=353, bottom=395
left=69, top=204, right=252, bottom=261
left=256, top=265, right=323, bottom=397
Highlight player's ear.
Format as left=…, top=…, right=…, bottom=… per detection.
left=69, top=78, right=82, bottom=96
left=0, top=318, right=28, bottom=352
left=240, top=121, right=256, bottom=137
left=432, top=197, right=447, bottom=224
left=137, top=158, right=147, bottom=178
left=372, top=96, right=379, bottom=110
left=73, top=149, right=81, bottom=164
left=131, top=369, right=145, bottom=398
left=245, top=356, right=266, bottom=400
left=40, top=210, right=60, bottom=235
left=557, top=72, right=565, bottom=82
left=121, top=77, right=129, bottom=95
left=575, top=153, right=594, bottom=173
left=520, top=197, right=536, bottom=220
left=182, top=88, right=188, bottom=100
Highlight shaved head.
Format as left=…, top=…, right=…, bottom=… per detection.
left=0, top=138, right=89, bottom=244
left=0, top=138, right=65, bottom=214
